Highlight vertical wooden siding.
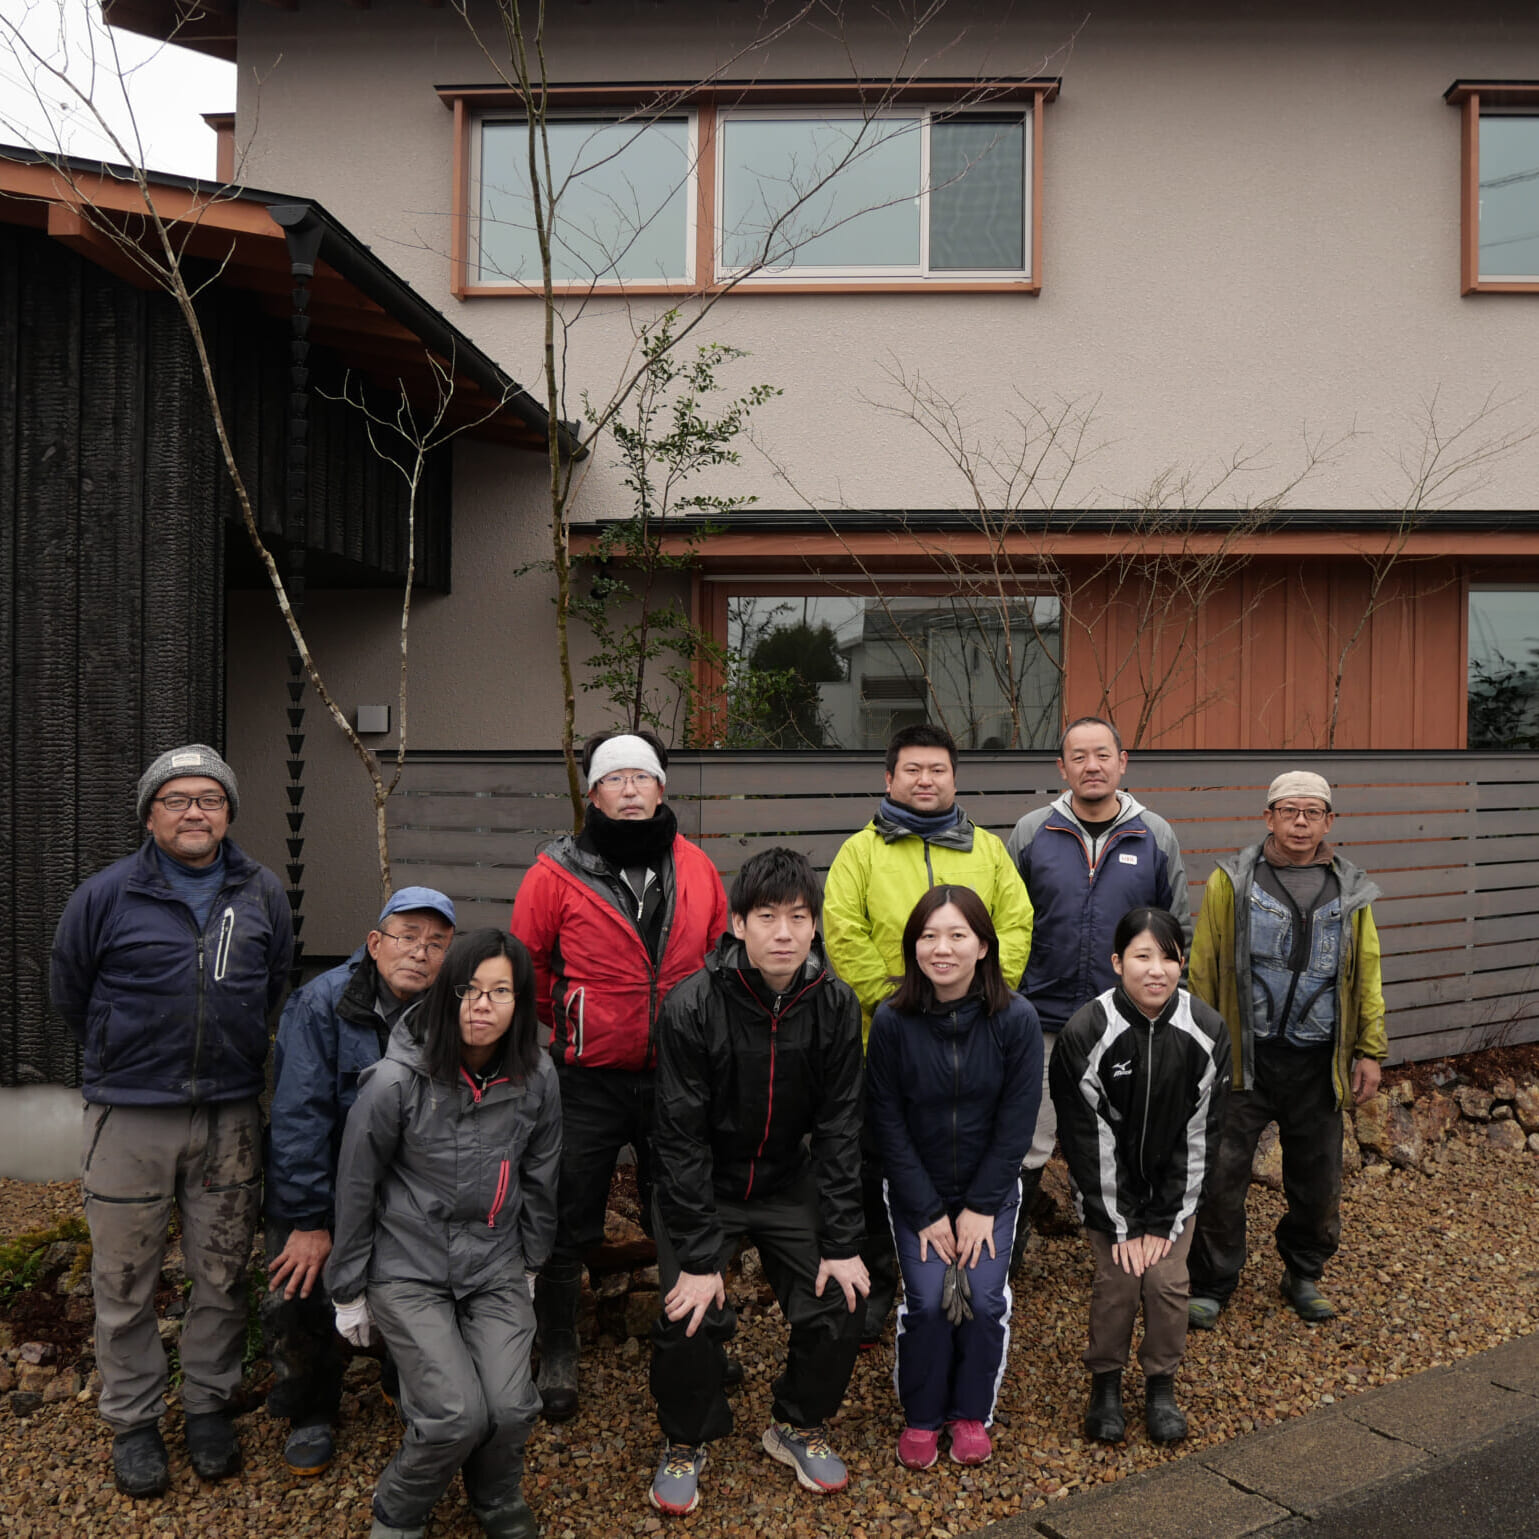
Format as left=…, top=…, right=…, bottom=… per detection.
left=1063, top=559, right=1466, bottom=751
left=387, top=750, right=1539, bottom=1067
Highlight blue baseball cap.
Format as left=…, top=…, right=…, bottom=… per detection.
left=376, top=886, right=456, bottom=928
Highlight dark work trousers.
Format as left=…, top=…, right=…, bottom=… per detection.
left=1188, top=1041, right=1343, bottom=1305
left=369, top=1279, right=538, bottom=1527
left=543, top=1063, right=654, bottom=1293
left=650, top=1167, right=862, bottom=1445
left=889, top=1194, right=1019, bottom=1430
left=1084, top=1221, right=1195, bottom=1378
left=82, top=1100, right=262, bottom=1432
left=858, top=1123, right=900, bottom=1342
left=261, top=1221, right=348, bottom=1428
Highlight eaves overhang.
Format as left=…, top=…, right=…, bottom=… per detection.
left=0, top=145, right=576, bottom=454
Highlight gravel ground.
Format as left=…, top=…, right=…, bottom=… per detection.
left=2, top=1125, right=1536, bottom=1537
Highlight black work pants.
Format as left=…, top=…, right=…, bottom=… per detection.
left=1189, top=1041, right=1343, bottom=1305
left=650, top=1168, right=862, bottom=1445
left=858, top=1125, right=900, bottom=1342
left=544, top=1063, right=654, bottom=1288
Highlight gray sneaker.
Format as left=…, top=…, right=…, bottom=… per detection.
left=649, top=1441, right=707, bottom=1515
left=761, top=1421, right=848, bottom=1493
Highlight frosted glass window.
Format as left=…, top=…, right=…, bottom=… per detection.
left=479, top=118, right=690, bottom=284
left=929, top=116, right=1025, bottom=270
left=1478, top=116, right=1539, bottom=281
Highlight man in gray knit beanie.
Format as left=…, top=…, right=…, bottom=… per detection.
left=51, top=744, right=290, bottom=1496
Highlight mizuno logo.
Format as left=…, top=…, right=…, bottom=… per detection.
left=1111, top=1062, right=1133, bottom=1078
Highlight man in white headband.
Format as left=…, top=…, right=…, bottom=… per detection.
left=1186, top=770, right=1387, bottom=1331
left=511, top=730, right=728, bottom=1420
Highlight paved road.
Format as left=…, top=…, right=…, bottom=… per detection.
left=967, top=1332, right=1539, bottom=1539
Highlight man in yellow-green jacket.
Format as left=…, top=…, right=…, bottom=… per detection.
left=824, top=724, right=1034, bottom=1344
left=1186, top=770, right=1387, bottom=1331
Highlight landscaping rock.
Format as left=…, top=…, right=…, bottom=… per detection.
left=1492, top=1077, right=1517, bottom=1102
left=1515, top=1084, right=1539, bottom=1133
left=1528, top=1134, right=1539, bottom=1155
left=624, top=1289, right=660, bottom=1341
left=1455, top=1086, right=1494, bottom=1121
left=9, top=1392, right=41, bottom=1418
left=17, top=1342, right=55, bottom=1367
left=1035, top=1155, right=1079, bottom=1235
left=41, top=1370, right=80, bottom=1405
left=1251, top=1123, right=1282, bottom=1189
left=1493, top=1104, right=1514, bottom=1121
left=1486, top=1120, right=1528, bottom=1153
left=15, top=1364, right=56, bottom=1396
left=0, top=1363, right=12, bottom=1394
left=1342, top=1117, right=1363, bottom=1176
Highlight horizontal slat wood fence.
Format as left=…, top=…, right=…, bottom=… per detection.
left=389, top=751, right=1539, bottom=1067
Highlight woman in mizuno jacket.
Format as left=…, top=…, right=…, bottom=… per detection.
left=1049, top=906, right=1231, bottom=1451
left=865, top=885, right=1042, bottom=1472
left=326, top=930, right=560, bottom=1539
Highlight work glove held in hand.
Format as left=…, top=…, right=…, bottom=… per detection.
left=334, top=1296, right=375, bottom=1347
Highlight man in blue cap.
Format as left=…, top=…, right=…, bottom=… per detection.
left=264, top=885, right=456, bottom=1476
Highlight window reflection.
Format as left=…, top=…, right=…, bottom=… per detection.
left=725, top=592, right=1061, bottom=749
left=1468, top=588, right=1539, bottom=749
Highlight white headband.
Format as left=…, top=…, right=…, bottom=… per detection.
left=586, top=735, right=667, bottom=790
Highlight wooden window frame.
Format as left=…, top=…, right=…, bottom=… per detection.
left=1446, top=80, right=1539, bottom=294
left=440, top=78, right=1058, bottom=300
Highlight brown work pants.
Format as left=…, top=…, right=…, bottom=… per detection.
left=1083, top=1220, right=1194, bottom=1379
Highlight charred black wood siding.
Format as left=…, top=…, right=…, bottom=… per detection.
left=1, top=223, right=452, bottom=1085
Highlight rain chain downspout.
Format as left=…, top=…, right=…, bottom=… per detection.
left=274, top=207, right=325, bottom=986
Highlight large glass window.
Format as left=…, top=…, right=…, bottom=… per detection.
left=1469, top=587, right=1539, bottom=750
left=1478, top=115, right=1539, bottom=282
left=717, top=110, right=1029, bottom=277
left=478, top=117, right=692, bottom=284
left=724, top=590, right=1060, bottom=749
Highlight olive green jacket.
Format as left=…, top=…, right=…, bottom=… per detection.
left=1188, top=844, right=1387, bottom=1108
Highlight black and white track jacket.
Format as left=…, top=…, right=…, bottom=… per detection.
left=1049, top=986, right=1231, bottom=1244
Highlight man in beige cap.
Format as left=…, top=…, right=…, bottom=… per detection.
left=1185, top=771, right=1386, bottom=1328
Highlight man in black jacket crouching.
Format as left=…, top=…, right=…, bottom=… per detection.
left=646, top=847, right=867, bottom=1518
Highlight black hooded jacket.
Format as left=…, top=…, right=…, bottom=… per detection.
left=652, top=933, right=865, bottom=1274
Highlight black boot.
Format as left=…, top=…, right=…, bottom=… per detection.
left=1010, top=1166, right=1044, bottom=1276
left=1144, top=1374, right=1188, bottom=1443
left=184, top=1408, right=242, bottom=1480
left=534, top=1266, right=581, bottom=1422
left=1083, top=1370, right=1125, bottom=1442
left=112, top=1422, right=170, bottom=1497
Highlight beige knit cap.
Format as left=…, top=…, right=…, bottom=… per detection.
left=1267, top=770, right=1332, bottom=807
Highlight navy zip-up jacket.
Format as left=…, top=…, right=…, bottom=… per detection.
left=50, top=837, right=292, bottom=1107
left=1007, top=792, right=1189, bottom=1035
left=866, top=991, right=1043, bottom=1231
left=267, top=946, right=393, bottom=1227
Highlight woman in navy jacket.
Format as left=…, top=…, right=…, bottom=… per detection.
left=866, top=885, right=1043, bottom=1470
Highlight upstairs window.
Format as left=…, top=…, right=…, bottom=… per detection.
left=443, top=79, right=1056, bottom=297
left=1446, top=81, right=1539, bottom=292
left=476, top=116, right=693, bottom=285
left=717, top=110, right=1028, bottom=279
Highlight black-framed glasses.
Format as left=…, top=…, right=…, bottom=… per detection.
left=379, top=930, right=450, bottom=958
left=154, top=793, right=228, bottom=812
left=454, top=984, right=516, bottom=1004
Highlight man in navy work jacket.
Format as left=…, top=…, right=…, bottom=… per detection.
left=51, top=745, right=292, bottom=1499
left=264, top=885, right=456, bottom=1477
left=1006, top=717, right=1189, bottom=1258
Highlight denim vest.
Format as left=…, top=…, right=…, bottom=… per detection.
left=1246, top=881, right=1342, bottom=1046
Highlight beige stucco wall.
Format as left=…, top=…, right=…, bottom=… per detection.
left=222, top=0, right=1539, bottom=943
left=231, top=0, right=1539, bottom=515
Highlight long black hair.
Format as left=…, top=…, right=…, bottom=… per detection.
left=1112, top=906, right=1185, bottom=964
left=414, top=928, right=540, bottom=1084
left=887, top=885, right=1012, bottom=1016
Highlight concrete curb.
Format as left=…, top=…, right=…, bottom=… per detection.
left=966, top=1333, right=1539, bottom=1539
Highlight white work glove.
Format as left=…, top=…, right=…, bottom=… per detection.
left=526, top=1271, right=539, bottom=1300
left=333, top=1296, right=375, bottom=1348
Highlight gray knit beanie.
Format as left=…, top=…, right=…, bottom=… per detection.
left=137, top=744, right=240, bottom=824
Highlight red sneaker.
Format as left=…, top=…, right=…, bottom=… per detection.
left=896, top=1427, right=940, bottom=1469
left=947, top=1419, right=992, bottom=1465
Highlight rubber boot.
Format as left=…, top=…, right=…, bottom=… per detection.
left=1144, top=1374, right=1188, bottom=1443
left=534, top=1264, right=581, bottom=1422
left=473, top=1493, right=538, bottom=1539
left=1083, top=1370, right=1125, bottom=1442
left=1010, top=1166, right=1044, bottom=1276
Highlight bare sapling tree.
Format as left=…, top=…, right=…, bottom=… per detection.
left=450, top=0, right=1069, bottom=820
left=0, top=2, right=522, bottom=896
left=759, top=363, right=1347, bottom=749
